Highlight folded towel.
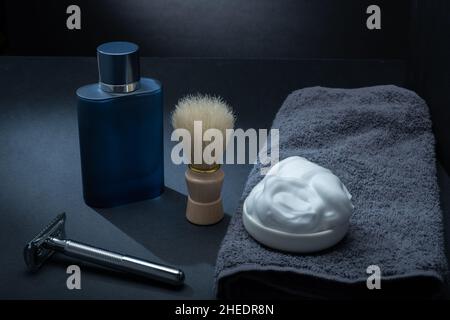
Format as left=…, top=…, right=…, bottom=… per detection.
left=215, top=85, right=448, bottom=298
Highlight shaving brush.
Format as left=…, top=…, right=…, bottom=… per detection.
left=172, top=94, right=235, bottom=225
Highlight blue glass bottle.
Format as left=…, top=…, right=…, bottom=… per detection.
left=76, top=42, right=164, bottom=208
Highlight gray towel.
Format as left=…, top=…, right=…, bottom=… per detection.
left=215, top=85, right=448, bottom=299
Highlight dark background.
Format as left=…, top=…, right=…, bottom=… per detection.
left=409, top=0, right=450, bottom=173
left=0, top=0, right=448, bottom=170
left=0, top=0, right=410, bottom=58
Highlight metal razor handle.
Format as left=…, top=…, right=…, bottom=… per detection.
left=45, top=237, right=184, bottom=285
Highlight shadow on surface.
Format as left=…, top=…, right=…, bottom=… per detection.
left=437, top=164, right=450, bottom=297
left=50, top=254, right=192, bottom=294
left=95, top=187, right=230, bottom=266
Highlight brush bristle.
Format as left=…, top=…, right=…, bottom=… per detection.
left=171, top=94, right=235, bottom=134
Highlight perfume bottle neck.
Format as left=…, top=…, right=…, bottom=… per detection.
left=99, top=81, right=140, bottom=93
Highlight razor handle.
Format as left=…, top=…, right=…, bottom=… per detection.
left=45, top=237, right=184, bottom=285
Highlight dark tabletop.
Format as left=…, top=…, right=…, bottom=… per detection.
left=0, top=57, right=448, bottom=299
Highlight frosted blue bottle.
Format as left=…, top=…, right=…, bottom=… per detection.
left=76, top=42, right=164, bottom=208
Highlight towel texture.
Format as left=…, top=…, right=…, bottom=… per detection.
left=215, top=85, right=448, bottom=298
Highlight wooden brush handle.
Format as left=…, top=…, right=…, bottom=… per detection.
left=185, top=167, right=224, bottom=225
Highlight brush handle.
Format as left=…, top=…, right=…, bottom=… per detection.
left=45, top=237, right=184, bottom=285
left=185, top=167, right=224, bottom=225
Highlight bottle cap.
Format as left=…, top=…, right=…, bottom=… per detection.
left=97, top=41, right=140, bottom=93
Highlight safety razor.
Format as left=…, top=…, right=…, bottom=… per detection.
left=24, top=213, right=185, bottom=286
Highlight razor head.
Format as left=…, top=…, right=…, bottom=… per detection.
left=24, top=213, right=66, bottom=272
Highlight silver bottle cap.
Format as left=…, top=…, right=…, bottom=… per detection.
left=97, top=41, right=140, bottom=93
